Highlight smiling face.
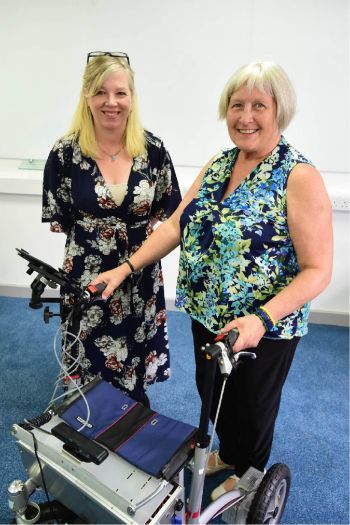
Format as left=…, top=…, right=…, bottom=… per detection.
left=226, top=84, right=280, bottom=158
left=87, top=71, right=132, bottom=135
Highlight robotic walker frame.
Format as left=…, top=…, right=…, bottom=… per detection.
left=8, top=249, right=291, bottom=524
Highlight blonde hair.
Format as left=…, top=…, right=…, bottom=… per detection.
left=67, top=55, right=146, bottom=158
left=218, top=61, right=296, bottom=132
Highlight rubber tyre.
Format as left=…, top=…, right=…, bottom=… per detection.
left=247, top=463, right=291, bottom=524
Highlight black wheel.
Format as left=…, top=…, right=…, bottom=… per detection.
left=247, top=463, right=291, bottom=524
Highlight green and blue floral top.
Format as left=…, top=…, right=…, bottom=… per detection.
left=175, top=136, right=312, bottom=339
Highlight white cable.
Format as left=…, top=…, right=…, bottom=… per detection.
left=48, top=378, right=91, bottom=432
left=46, top=304, right=92, bottom=432
left=47, top=323, right=82, bottom=407
left=204, top=377, right=228, bottom=469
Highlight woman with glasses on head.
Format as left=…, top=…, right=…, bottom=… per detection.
left=42, top=52, right=181, bottom=407
left=90, top=61, right=333, bottom=497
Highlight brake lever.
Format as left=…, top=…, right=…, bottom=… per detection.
left=231, top=351, right=257, bottom=366
left=202, top=328, right=257, bottom=376
left=215, top=329, right=256, bottom=374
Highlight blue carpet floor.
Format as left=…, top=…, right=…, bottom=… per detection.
left=0, top=297, right=348, bottom=524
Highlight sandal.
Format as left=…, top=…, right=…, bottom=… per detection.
left=205, top=450, right=235, bottom=476
left=211, top=474, right=241, bottom=501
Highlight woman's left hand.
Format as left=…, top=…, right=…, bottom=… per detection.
left=221, top=314, right=266, bottom=352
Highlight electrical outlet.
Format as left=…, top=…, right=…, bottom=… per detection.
left=331, top=196, right=350, bottom=211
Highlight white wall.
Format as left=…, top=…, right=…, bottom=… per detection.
left=0, top=0, right=348, bottom=172
left=0, top=0, right=349, bottom=324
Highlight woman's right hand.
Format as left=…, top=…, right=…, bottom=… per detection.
left=220, top=314, right=266, bottom=352
left=90, top=264, right=131, bottom=300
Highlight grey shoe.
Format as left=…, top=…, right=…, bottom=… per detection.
left=206, top=450, right=235, bottom=476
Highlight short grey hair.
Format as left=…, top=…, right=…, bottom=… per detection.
left=218, top=61, right=297, bottom=132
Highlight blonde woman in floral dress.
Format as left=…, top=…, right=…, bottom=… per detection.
left=91, top=61, right=332, bottom=498
left=42, top=52, right=181, bottom=407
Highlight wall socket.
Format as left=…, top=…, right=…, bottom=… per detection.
left=331, top=195, right=350, bottom=211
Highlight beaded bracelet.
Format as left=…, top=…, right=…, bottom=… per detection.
left=125, top=258, right=135, bottom=274
left=260, top=306, right=276, bottom=325
left=255, top=306, right=276, bottom=332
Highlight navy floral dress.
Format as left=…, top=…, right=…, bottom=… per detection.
left=42, top=131, right=181, bottom=399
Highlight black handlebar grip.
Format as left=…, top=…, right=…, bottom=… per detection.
left=86, top=283, right=107, bottom=301
left=226, top=328, right=239, bottom=348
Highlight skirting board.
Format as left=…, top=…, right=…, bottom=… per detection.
left=1, top=286, right=349, bottom=328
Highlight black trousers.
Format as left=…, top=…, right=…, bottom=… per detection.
left=191, top=319, right=299, bottom=477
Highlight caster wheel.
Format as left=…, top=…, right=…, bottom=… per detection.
left=247, top=463, right=291, bottom=524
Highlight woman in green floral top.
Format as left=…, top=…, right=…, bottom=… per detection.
left=93, top=62, right=332, bottom=499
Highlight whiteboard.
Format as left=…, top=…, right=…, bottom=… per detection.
left=0, top=0, right=348, bottom=173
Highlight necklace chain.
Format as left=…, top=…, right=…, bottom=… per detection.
left=98, top=144, right=124, bottom=161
